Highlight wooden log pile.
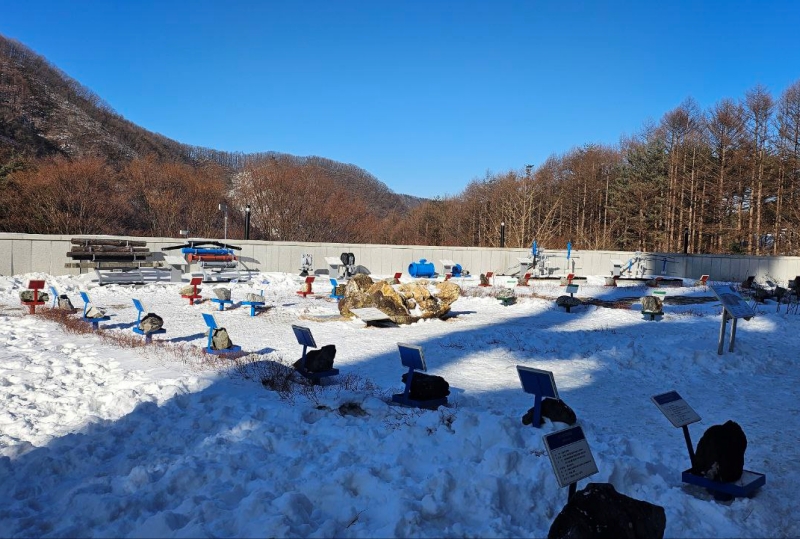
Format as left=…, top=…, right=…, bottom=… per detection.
left=67, top=238, right=152, bottom=262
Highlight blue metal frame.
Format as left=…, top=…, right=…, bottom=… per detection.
left=202, top=313, right=241, bottom=355
left=131, top=298, right=166, bottom=343
left=79, top=291, right=110, bottom=330
left=210, top=298, right=234, bottom=311
left=241, top=295, right=266, bottom=316
left=50, top=286, right=59, bottom=308
left=682, top=469, right=765, bottom=501
left=391, top=343, right=447, bottom=410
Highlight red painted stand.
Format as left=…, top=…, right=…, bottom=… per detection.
left=296, top=276, right=315, bottom=298
left=562, top=273, right=575, bottom=286
left=21, top=280, right=46, bottom=314
left=479, top=271, right=494, bottom=287
left=518, top=273, right=531, bottom=286
left=181, top=276, right=203, bottom=305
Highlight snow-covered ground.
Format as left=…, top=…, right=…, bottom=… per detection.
left=0, top=271, right=797, bottom=538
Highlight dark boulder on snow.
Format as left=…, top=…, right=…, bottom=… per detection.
left=294, top=344, right=336, bottom=373
left=548, top=483, right=666, bottom=539
left=522, top=397, right=577, bottom=426
left=693, top=420, right=747, bottom=482
left=401, top=371, right=450, bottom=401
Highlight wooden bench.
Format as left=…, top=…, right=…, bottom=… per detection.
left=297, top=276, right=315, bottom=298
left=181, top=276, right=203, bottom=305
left=20, top=279, right=46, bottom=314
left=291, top=324, right=339, bottom=383
left=131, top=298, right=166, bottom=343
left=79, top=291, right=111, bottom=330
left=202, top=313, right=242, bottom=355
left=391, top=343, right=447, bottom=410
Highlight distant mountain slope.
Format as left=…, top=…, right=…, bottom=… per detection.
left=0, top=33, right=423, bottom=215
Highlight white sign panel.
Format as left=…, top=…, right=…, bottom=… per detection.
left=710, top=285, right=754, bottom=319
left=651, top=390, right=701, bottom=428
left=543, top=426, right=599, bottom=488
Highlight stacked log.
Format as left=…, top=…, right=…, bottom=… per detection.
left=67, top=238, right=151, bottom=262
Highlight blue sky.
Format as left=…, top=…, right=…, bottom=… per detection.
left=2, top=1, right=799, bottom=199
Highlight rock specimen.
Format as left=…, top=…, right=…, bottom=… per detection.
left=693, top=420, right=747, bottom=482
left=556, top=295, right=581, bottom=310
left=213, top=288, right=231, bottom=301
left=294, top=344, right=336, bottom=373
left=338, top=275, right=460, bottom=324
left=400, top=371, right=450, bottom=400
left=548, top=483, right=666, bottom=539
left=522, top=397, right=577, bottom=426
left=641, top=296, right=663, bottom=313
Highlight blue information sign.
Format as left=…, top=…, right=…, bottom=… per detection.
left=397, top=343, right=427, bottom=372
left=291, top=325, right=317, bottom=348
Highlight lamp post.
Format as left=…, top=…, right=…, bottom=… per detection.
left=219, top=202, right=228, bottom=240
left=500, top=221, right=506, bottom=248
left=245, top=204, right=251, bottom=240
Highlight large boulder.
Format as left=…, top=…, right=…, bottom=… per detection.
left=693, top=420, right=747, bottom=482
left=556, top=295, right=581, bottom=309
left=339, top=276, right=460, bottom=324
left=548, top=483, right=666, bottom=539
left=338, top=274, right=377, bottom=317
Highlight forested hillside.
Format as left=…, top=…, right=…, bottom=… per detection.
left=0, top=34, right=419, bottom=241
left=2, top=32, right=799, bottom=254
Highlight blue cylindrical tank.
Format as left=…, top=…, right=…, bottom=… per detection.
left=408, top=259, right=436, bottom=278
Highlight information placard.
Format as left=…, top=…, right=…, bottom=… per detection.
left=651, top=391, right=701, bottom=428
left=516, top=366, right=558, bottom=400
left=565, top=284, right=579, bottom=294
left=543, top=426, right=598, bottom=488
left=710, top=285, right=754, bottom=319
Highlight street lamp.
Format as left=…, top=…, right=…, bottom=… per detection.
left=500, top=221, right=506, bottom=248
left=219, top=202, right=228, bottom=240
left=245, top=204, right=251, bottom=240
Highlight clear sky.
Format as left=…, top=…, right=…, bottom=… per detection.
left=2, top=1, right=799, bottom=199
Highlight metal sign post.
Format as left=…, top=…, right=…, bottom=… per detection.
left=651, top=390, right=701, bottom=466
left=517, top=366, right=559, bottom=429
left=710, top=285, right=754, bottom=355
left=543, top=425, right=598, bottom=501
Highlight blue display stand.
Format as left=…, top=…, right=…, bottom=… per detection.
left=241, top=293, right=266, bottom=316
left=79, top=291, right=110, bottom=330
left=202, top=313, right=242, bottom=355
left=131, top=298, right=166, bottom=343
left=210, top=297, right=234, bottom=311
left=651, top=390, right=766, bottom=501
left=50, top=285, right=59, bottom=308
left=517, top=365, right=559, bottom=428
left=391, top=343, right=447, bottom=410
left=681, top=469, right=766, bottom=501
left=291, top=324, right=339, bottom=382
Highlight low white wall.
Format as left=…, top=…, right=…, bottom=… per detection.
left=2, top=233, right=799, bottom=286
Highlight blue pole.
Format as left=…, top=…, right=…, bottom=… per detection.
left=567, top=241, right=572, bottom=260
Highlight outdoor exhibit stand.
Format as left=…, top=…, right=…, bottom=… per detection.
left=710, top=285, right=755, bottom=355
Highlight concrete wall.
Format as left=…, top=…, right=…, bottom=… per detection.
left=2, top=233, right=800, bottom=285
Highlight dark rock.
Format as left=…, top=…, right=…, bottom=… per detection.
left=480, top=273, right=490, bottom=286
left=556, top=295, right=581, bottom=308
left=693, top=420, right=747, bottom=482
left=522, top=398, right=577, bottom=426
left=548, top=483, right=666, bottom=539
left=401, top=371, right=450, bottom=401
left=298, top=344, right=336, bottom=373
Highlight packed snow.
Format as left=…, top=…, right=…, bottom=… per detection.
left=0, top=271, right=798, bottom=538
